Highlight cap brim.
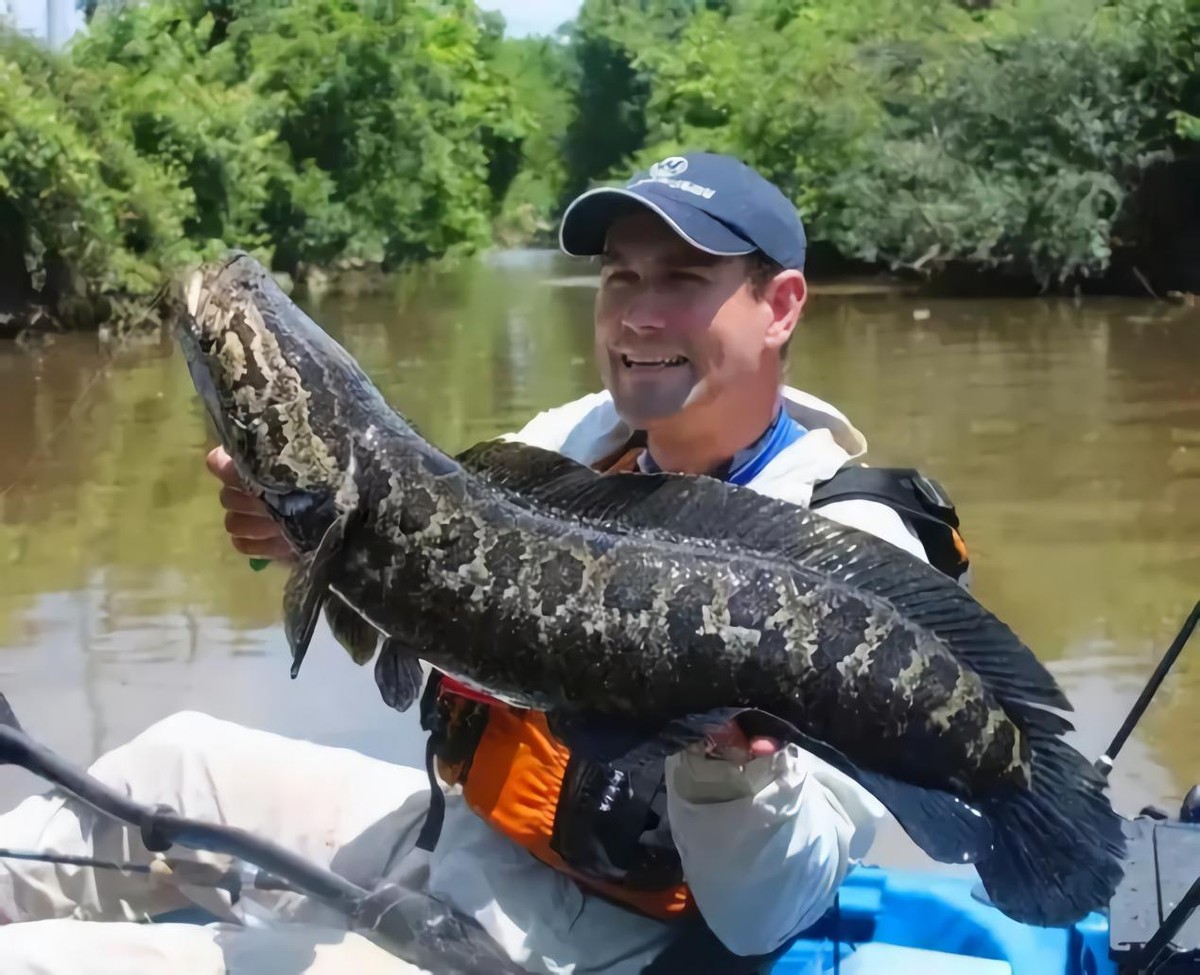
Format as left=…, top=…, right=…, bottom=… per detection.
left=559, top=186, right=756, bottom=259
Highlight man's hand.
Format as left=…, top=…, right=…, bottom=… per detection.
left=704, top=720, right=782, bottom=763
left=205, top=447, right=295, bottom=563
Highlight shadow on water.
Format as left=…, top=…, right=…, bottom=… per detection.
left=0, top=249, right=1197, bottom=872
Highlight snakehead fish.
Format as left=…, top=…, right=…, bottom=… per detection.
left=173, top=251, right=1126, bottom=929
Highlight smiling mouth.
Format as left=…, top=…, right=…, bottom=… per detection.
left=620, top=354, right=688, bottom=368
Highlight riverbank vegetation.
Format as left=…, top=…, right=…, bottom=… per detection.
left=1, top=0, right=1198, bottom=332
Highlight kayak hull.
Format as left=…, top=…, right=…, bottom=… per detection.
left=772, top=865, right=1112, bottom=975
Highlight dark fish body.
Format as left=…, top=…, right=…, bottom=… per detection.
left=336, top=442, right=1023, bottom=795
left=174, top=252, right=1126, bottom=930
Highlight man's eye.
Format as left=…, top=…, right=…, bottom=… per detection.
left=604, top=270, right=636, bottom=285
left=670, top=271, right=705, bottom=282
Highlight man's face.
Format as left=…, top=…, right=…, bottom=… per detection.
left=594, top=210, right=790, bottom=430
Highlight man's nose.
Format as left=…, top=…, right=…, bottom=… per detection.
left=620, top=291, right=670, bottom=332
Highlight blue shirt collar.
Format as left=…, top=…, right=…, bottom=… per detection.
left=637, top=402, right=806, bottom=485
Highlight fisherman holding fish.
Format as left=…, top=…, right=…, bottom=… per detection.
left=0, top=154, right=974, bottom=972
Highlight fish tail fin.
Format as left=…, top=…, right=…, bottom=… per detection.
left=976, top=726, right=1127, bottom=927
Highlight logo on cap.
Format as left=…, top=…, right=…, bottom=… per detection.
left=649, top=156, right=688, bottom=179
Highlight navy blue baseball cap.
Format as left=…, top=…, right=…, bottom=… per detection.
left=559, top=152, right=806, bottom=270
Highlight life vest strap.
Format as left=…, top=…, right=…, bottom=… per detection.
left=809, top=465, right=970, bottom=582
left=415, top=735, right=445, bottom=853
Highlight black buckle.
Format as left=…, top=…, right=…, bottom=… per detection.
left=911, top=474, right=958, bottom=526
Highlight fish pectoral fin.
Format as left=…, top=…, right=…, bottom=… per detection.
left=283, top=555, right=326, bottom=678
left=374, top=640, right=424, bottom=713
left=323, top=595, right=380, bottom=667
left=283, top=509, right=355, bottom=678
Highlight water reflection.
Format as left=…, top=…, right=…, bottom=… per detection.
left=0, top=252, right=1196, bottom=862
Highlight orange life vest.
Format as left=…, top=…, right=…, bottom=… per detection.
left=414, top=433, right=698, bottom=920
left=426, top=675, right=696, bottom=919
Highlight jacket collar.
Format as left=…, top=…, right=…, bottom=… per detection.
left=508, top=385, right=868, bottom=507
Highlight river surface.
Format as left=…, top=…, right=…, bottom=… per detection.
left=1, top=248, right=1198, bottom=874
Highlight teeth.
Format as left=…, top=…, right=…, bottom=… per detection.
left=186, top=272, right=204, bottom=317
left=622, top=355, right=687, bottom=366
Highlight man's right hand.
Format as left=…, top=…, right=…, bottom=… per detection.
left=206, top=447, right=296, bottom=563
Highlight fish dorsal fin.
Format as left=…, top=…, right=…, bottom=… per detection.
left=456, top=438, right=665, bottom=515
left=459, top=438, right=1069, bottom=716
left=458, top=438, right=589, bottom=486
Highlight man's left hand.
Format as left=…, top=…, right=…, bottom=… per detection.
left=704, top=721, right=782, bottom=763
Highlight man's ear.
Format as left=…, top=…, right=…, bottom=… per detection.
left=762, top=270, right=807, bottom=351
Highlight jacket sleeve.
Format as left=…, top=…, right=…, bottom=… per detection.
left=664, top=745, right=886, bottom=956
left=663, top=497, right=926, bottom=956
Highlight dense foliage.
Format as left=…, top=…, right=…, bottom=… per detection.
left=554, top=0, right=1200, bottom=287
left=1, top=0, right=1197, bottom=329
left=0, top=0, right=527, bottom=326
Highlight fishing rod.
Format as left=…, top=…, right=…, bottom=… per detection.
left=0, top=847, right=292, bottom=901
left=0, top=693, right=525, bottom=975
left=1093, top=600, right=1199, bottom=780
left=1138, top=872, right=1200, bottom=975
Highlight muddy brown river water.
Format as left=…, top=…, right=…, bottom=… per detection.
left=1, top=249, right=1197, bottom=873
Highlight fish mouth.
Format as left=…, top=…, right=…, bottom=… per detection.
left=183, top=254, right=255, bottom=350
left=619, top=353, right=689, bottom=369
left=182, top=269, right=222, bottom=353
left=177, top=266, right=246, bottom=465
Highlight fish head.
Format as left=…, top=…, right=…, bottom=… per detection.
left=176, top=251, right=380, bottom=552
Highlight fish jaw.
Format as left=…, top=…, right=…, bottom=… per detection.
left=176, top=251, right=393, bottom=551
left=178, top=255, right=343, bottom=492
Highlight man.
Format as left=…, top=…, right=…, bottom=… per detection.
left=0, top=152, right=943, bottom=973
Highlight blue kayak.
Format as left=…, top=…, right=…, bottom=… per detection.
left=770, top=864, right=1113, bottom=975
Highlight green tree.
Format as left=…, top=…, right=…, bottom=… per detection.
left=491, top=35, right=577, bottom=243
left=1, top=0, right=533, bottom=331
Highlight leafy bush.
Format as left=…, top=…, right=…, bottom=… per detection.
left=0, top=0, right=531, bottom=326
left=558, top=0, right=1200, bottom=288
